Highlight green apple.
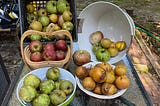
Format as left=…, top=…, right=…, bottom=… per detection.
left=46, top=1, right=57, bottom=14
left=32, top=94, right=50, bottom=106
left=95, top=48, right=110, bottom=61
left=49, top=90, right=66, bottom=105
left=24, top=74, right=41, bottom=89
left=38, top=8, right=47, bottom=17
left=62, top=10, right=72, bottom=21
left=49, top=14, right=58, bottom=23
left=38, top=16, right=50, bottom=27
left=55, top=80, right=63, bottom=90
left=60, top=80, right=73, bottom=95
left=30, top=34, right=42, bottom=41
left=40, top=80, right=55, bottom=94
left=19, top=85, right=37, bottom=102
left=46, top=67, right=60, bottom=81
left=92, top=43, right=102, bottom=54
left=57, top=0, right=70, bottom=14
left=62, top=21, right=74, bottom=32
left=41, top=35, right=52, bottom=41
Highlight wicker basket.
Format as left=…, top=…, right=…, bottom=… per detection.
left=20, top=29, right=73, bottom=70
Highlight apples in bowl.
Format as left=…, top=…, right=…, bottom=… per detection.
left=75, top=62, right=130, bottom=99
left=16, top=67, right=76, bottom=106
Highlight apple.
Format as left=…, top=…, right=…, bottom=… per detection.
left=42, top=50, right=56, bottom=61
left=26, top=13, right=37, bottom=24
left=46, top=67, right=60, bottom=81
left=100, top=38, right=112, bottom=49
left=57, top=0, right=70, bottom=14
left=57, top=15, right=64, bottom=27
left=55, top=40, right=68, bottom=51
left=43, top=43, right=55, bottom=51
left=89, top=31, right=104, bottom=45
left=32, top=94, right=50, bottom=106
left=38, top=8, right=47, bottom=16
left=41, top=35, right=52, bottom=41
left=30, top=52, right=42, bottom=62
left=95, top=48, right=110, bottom=62
left=49, top=14, right=58, bottom=23
left=30, top=34, right=42, bottom=41
left=49, top=90, right=66, bottom=105
left=29, top=40, right=43, bottom=53
left=54, top=80, right=63, bottom=90
left=38, top=16, right=50, bottom=27
left=24, top=74, right=41, bottom=89
left=40, top=80, right=56, bottom=94
left=19, top=85, right=37, bottom=102
left=26, top=4, right=34, bottom=13
left=46, top=1, right=57, bottom=14
left=56, top=50, right=65, bottom=60
left=62, top=21, right=74, bottom=32
left=62, top=10, right=72, bottom=21
left=73, top=50, right=91, bottom=66
left=59, top=80, right=73, bottom=95
left=29, top=21, right=42, bottom=31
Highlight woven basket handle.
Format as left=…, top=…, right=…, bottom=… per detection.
left=46, top=23, right=56, bottom=33
left=20, top=29, right=73, bottom=69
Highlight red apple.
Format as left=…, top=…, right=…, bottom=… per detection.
left=55, top=40, right=68, bottom=51
left=56, top=50, right=66, bottom=60
left=30, top=52, right=42, bottom=62
left=43, top=43, right=55, bottom=51
left=42, top=50, right=56, bottom=61
left=57, top=15, right=64, bottom=27
left=29, top=40, right=43, bottom=53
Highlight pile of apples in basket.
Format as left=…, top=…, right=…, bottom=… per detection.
left=29, top=39, right=68, bottom=62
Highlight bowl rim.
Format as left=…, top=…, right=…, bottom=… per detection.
left=77, top=1, right=135, bottom=64
left=76, top=61, right=128, bottom=99
left=16, top=67, right=77, bottom=106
